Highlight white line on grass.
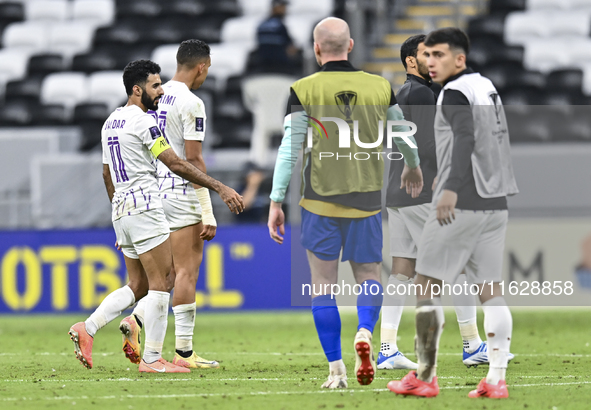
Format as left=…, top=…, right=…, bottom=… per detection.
left=2, top=375, right=585, bottom=383
left=2, top=352, right=591, bottom=357
left=2, top=381, right=591, bottom=402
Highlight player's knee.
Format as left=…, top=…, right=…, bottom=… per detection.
left=173, top=267, right=198, bottom=287
left=128, top=279, right=149, bottom=300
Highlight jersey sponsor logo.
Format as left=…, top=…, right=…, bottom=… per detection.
left=149, top=126, right=161, bottom=140
left=196, top=117, right=204, bottom=132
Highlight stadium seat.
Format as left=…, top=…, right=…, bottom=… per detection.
left=208, top=43, right=251, bottom=92
left=568, top=0, right=591, bottom=12
left=285, top=15, right=317, bottom=49
left=0, top=2, right=24, bottom=27
left=151, top=44, right=178, bottom=79
left=25, top=0, right=69, bottom=21
left=523, top=40, right=571, bottom=73
left=88, top=71, right=127, bottom=111
left=116, top=0, right=161, bottom=17
left=481, top=63, right=545, bottom=92
left=4, top=75, right=43, bottom=103
left=467, top=38, right=523, bottom=71
left=548, top=12, right=590, bottom=38
left=501, top=86, right=546, bottom=105
left=215, top=75, right=248, bottom=120
left=72, top=0, right=115, bottom=27
left=527, top=0, right=568, bottom=10
left=489, top=0, right=526, bottom=13
left=73, top=48, right=120, bottom=72
left=31, top=103, right=68, bottom=125
left=505, top=108, right=552, bottom=143
left=27, top=53, right=65, bottom=76
left=159, top=0, right=206, bottom=17
left=40, top=72, right=88, bottom=118
left=289, top=0, right=332, bottom=16
left=238, top=0, right=268, bottom=16
left=467, top=14, right=506, bottom=41
left=180, top=15, right=223, bottom=44
left=0, top=99, right=34, bottom=125
left=0, top=48, right=29, bottom=94
left=2, top=21, right=48, bottom=51
left=504, top=12, right=548, bottom=45
left=73, top=102, right=110, bottom=150
left=48, top=22, right=96, bottom=61
left=220, top=16, right=261, bottom=49
left=546, top=69, right=584, bottom=93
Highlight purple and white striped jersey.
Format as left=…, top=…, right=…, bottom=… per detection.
left=151, top=80, right=207, bottom=200
left=101, top=105, right=164, bottom=221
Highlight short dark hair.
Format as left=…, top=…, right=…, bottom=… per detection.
left=122, top=59, right=161, bottom=96
left=424, top=27, right=470, bottom=55
left=400, top=34, right=426, bottom=69
left=176, top=39, right=211, bottom=68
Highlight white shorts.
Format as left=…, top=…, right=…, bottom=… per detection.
left=387, top=204, right=431, bottom=259
left=162, top=195, right=202, bottom=232
left=113, top=208, right=170, bottom=259
left=416, top=209, right=508, bottom=284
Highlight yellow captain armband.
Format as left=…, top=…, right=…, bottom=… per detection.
left=150, top=136, right=171, bottom=157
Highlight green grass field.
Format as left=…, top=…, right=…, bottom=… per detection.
left=1, top=309, right=590, bottom=409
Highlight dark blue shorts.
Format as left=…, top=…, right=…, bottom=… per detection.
left=300, top=208, right=383, bottom=263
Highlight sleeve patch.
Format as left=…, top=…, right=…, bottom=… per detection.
left=195, top=118, right=204, bottom=132
left=149, top=126, right=162, bottom=139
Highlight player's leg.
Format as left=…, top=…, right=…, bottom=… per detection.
left=343, top=212, right=383, bottom=385
left=308, top=251, right=346, bottom=388
left=69, top=220, right=148, bottom=369
left=169, top=222, right=219, bottom=369
left=136, top=237, right=189, bottom=373
left=380, top=206, right=425, bottom=369
left=301, top=208, right=346, bottom=389
left=468, top=211, right=511, bottom=398
left=452, top=272, right=485, bottom=365
left=122, top=260, right=175, bottom=364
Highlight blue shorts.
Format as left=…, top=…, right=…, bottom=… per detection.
left=300, top=208, right=383, bottom=263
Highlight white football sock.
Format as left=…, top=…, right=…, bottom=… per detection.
left=381, top=274, right=411, bottom=354
left=329, top=359, right=346, bottom=375
left=415, top=299, right=444, bottom=383
left=172, top=302, right=196, bottom=353
left=85, top=285, right=135, bottom=337
left=453, top=275, right=482, bottom=353
left=132, top=297, right=146, bottom=326
left=142, top=290, right=170, bottom=364
left=482, top=297, right=512, bottom=385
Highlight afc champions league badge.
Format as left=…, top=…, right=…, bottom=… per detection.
left=335, top=91, right=357, bottom=125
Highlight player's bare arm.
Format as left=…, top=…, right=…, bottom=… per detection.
left=102, top=164, right=115, bottom=202
left=268, top=200, right=285, bottom=244
left=157, top=147, right=245, bottom=214
left=185, top=139, right=217, bottom=240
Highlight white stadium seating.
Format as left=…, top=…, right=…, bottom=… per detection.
left=40, top=72, right=89, bottom=117
left=25, top=0, right=69, bottom=21
left=150, top=44, right=178, bottom=79
left=2, top=21, right=48, bottom=51
left=48, top=22, right=96, bottom=61
left=88, top=70, right=127, bottom=111
left=0, top=48, right=30, bottom=96
left=72, top=0, right=115, bottom=27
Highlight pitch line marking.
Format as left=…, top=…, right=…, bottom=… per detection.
left=2, top=375, right=585, bottom=383
left=2, top=381, right=591, bottom=402
left=2, top=352, right=591, bottom=357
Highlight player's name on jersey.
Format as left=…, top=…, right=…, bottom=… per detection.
left=159, top=94, right=177, bottom=105
left=103, top=119, right=126, bottom=130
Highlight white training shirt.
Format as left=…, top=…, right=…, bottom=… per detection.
left=151, top=80, right=207, bottom=199
left=101, top=104, right=168, bottom=221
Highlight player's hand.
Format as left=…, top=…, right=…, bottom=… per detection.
left=218, top=185, right=244, bottom=214
left=200, top=224, right=217, bottom=241
left=114, top=241, right=121, bottom=251
left=436, top=189, right=457, bottom=226
left=268, top=201, right=285, bottom=244
left=400, top=164, right=424, bottom=199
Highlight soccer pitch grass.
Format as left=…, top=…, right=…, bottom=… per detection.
left=1, top=309, right=590, bottom=410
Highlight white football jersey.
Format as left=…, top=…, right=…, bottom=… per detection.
left=151, top=80, right=207, bottom=199
left=101, top=104, right=167, bottom=221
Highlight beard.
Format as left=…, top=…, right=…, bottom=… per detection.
left=417, top=61, right=431, bottom=82
left=141, top=88, right=159, bottom=111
